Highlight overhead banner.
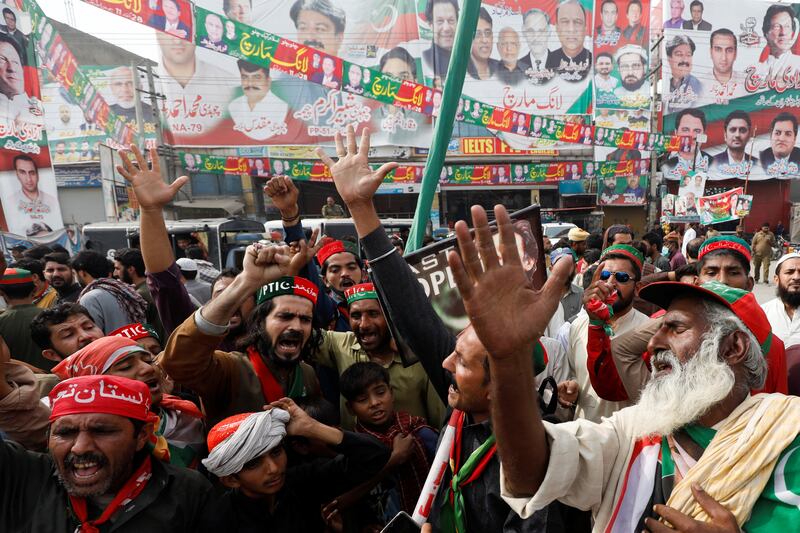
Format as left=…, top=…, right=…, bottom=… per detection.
left=80, top=0, right=687, bottom=151
left=0, top=1, right=63, bottom=238
left=593, top=0, right=652, bottom=110
left=180, top=150, right=650, bottom=184
left=661, top=0, right=800, bottom=181
left=23, top=0, right=135, bottom=147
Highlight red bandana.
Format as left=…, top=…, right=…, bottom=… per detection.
left=69, top=456, right=153, bottom=533
left=316, top=240, right=347, bottom=266
left=52, top=337, right=150, bottom=380
left=49, top=375, right=152, bottom=422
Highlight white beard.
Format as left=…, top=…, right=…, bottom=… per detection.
left=630, top=327, right=736, bottom=439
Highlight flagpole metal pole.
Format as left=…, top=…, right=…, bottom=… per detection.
left=405, top=0, right=482, bottom=254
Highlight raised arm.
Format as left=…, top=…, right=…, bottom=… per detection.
left=117, top=145, right=195, bottom=335
left=448, top=204, right=572, bottom=496
left=318, top=127, right=455, bottom=400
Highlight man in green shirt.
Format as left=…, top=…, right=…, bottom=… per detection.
left=0, top=268, right=52, bottom=371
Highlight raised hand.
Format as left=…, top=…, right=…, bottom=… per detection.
left=241, top=243, right=304, bottom=288
left=264, top=176, right=300, bottom=218
left=447, top=205, right=573, bottom=360
left=316, top=125, right=398, bottom=209
left=286, top=228, right=324, bottom=276
left=116, top=145, right=188, bottom=211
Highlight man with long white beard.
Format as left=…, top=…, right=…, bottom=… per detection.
left=445, top=209, right=800, bottom=531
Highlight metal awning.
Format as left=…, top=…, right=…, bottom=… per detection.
left=173, top=199, right=244, bottom=215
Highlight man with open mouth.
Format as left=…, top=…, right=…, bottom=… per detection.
left=0, top=374, right=213, bottom=531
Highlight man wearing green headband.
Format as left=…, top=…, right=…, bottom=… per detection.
left=562, top=243, right=650, bottom=422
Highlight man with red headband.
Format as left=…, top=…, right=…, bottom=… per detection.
left=587, top=235, right=787, bottom=403
left=161, top=243, right=323, bottom=426
left=0, top=374, right=213, bottom=531
left=202, top=397, right=389, bottom=531
left=110, top=322, right=162, bottom=355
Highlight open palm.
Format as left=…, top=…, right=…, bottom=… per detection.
left=316, top=126, right=398, bottom=207
left=448, top=205, right=572, bottom=359
left=116, top=145, right=188, bottom=210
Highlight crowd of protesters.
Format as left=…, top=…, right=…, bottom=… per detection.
left=0, top=128, right=799, bottom=532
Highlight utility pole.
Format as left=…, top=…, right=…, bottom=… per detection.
left=132, top=61, right=145, bottom=147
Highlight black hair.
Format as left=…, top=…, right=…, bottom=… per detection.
left=477, top=6, right=492, bottom=26
left=586, top=234, right=604, bottom=250
left=689, top=0, right=703, bottom=11
left=185, top=245, right=206, bottom=260
left=236, top=59, right=270, bottom=77
left=674, top=262, right=698, bottom=280
left=340, top=362, right=391, bottom=401
left=425, top=0, right=459, bottom=24
left=31, top=302, right=94, bottom=351
left=710, top=28, right=737, bottom=50
left=600, top=0, right=617, bottom=11
left=22, top=244, right=53, bottom=260
left=378, top=46, right=417, bottom=78
left=724, top=109, right=751, bottom=130
left=211, top=267, right=240, bottom=295
left=181, top=269, right=198, bottom=280
left=11, top=258, right=43, bottom=280
left=43, top=252, right=70, bottom=267
left=320, top=251, right=363, bottom=276
left=2, top=8, right=15, bottom=20
left=698, top=248, right=751, bottom=275
left=763, top=4, right=797, bottom=37
left=628, top=0, right=642, bottom=14
left=666, top=35, right=696, bottom=56
left=556, top=0, right=586, bottom=21
left=606, top=225, right=634, bottom=248
left=686, top=237, right=704, bottom=261
left=237, top=297, right=324, bottom=358
left=114, top=248, right=145, bottom=277
left=641, top=231, right=662, bottom=250
left=0, top=32, right=22, bottom=63
left=675, top=107, right=707, bottom=131
left=596, top=51, right=613, bottom=62
left=71, top=250, right=110, bottom=280
left=289, top=0, right=346, bottom=34
left=294, top=397, right=339, bottom=426
left=771, top=111, right=799, bottom=136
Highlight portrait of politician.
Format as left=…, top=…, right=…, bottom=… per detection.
left=107, top=66, right=154, bottom=123
left=10, top=155, right=60, bottom=234
left=147, top=0, right=191, bottom=40
left=518, top=9, right=554, bottom=85
left=423, top=0, right=458, bottom=82
left=310, top=56, right=341, bottom=89
left=710, top=110, right=757, bottom=176
left=682, top=0, right=712, bottom=30
left=229, top=60, right=289, bottom=141
left=663, top=108, right=711, bottom=177
left=0, top=8, right=27, bottom=57
left=225, top=0, right=253, bottom=24
left=467, top=8, right=500, bottom=80
left=291, top=0, right=346, bottom=56
left=0, top=34, right=42, bottom=126
left=621, top=0, right=646, bottom=45
left=545, top=0, right=591, bottom=83
left=199, top=12, right=228, bottom=53
left=756, top=4, right=800, bottom=84
left=665, top=34, right=701, bottom=113
left=344, top=63, right=364, bottom=94
left=496, top=27, right=524, bottom=86
left=595, top=0, right=621, bottom=46
left=761, top=112, right=800, bottom=176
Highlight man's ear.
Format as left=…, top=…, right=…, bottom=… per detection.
left=746, top=276, right=755, bottom=291
left=135, top=421, right=154, bottom=452
left=634, top=280, right=643, bottom=295
left=219, top=474, right=241, bottom=490
left=720, top=330, right=750, bottom=367
left=42, top=349, right=64, bottom=362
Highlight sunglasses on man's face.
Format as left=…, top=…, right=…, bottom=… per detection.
left=600, top=270, right=633, bottom=283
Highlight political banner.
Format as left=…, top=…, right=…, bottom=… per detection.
left=55, top=165, right=103, bottom=188
left=81, top=0, right=194, bottom=41
left=81, top=0, right=691, bottom=151
left=593, top=0, right=652, bottom=110
left=0, top=1, right=63, bottom=237
left=24, top=0, right=135, bottom=147
left=661, top=193, right=700, bottom=222
left=697, top=186, right=745, bottom=224
left=597, top=174, right=648, bottom=205
left=661, top=0, right=800, bottom=181
left=676, top=169, right=707, bottom=217
left=734, top=193, right=753, bottom=217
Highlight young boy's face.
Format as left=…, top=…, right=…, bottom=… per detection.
left=221, top=446, right=288, bottom=498
left=348, top=380, right=394, bottom=427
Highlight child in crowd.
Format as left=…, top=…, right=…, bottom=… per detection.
left=339, top=362, right=439, bottom=519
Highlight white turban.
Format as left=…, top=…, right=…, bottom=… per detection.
left=202, top=408, right=290, bottom=477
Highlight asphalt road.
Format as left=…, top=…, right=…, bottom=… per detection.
left=752, top=259, right=778, bottom=305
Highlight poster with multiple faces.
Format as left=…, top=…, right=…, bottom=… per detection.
left=662, top=0, right=800, bottom=181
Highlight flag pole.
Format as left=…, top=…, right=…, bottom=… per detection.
left=405, top=0, right=482, bottom=253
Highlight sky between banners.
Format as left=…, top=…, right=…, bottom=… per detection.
left=76, top=0, right=687, bottom=151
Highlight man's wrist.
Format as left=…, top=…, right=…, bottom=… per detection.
left=140, top=205, right=165, bottom=214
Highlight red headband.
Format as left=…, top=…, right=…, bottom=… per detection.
left=316, top=240, right=347, bottom=266
left=697, top=239, right=752, bottom=262
left=52, top=336, right=150, bottom=380
left=49, top=375, right=152, bottom=422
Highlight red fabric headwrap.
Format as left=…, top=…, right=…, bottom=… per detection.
left=49, top=375, right=152, bottom=421
left=52, top=336, right=150, bottom=379
left=316, top=240, right=347, bottom=266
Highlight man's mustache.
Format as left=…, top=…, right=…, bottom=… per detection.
left=677, top=61, right=690, bottom=67
left=304, top=39, right=325, bottom=49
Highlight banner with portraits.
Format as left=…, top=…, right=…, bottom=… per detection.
left=697, top=186, right=745, bottom=224
left=0, top=1, right=63, bottom=237
left=597, top=174, right=649, bottom=204
left=593, top=0, right=652, bottom=110
left=661, top=0, right=800, bottom=181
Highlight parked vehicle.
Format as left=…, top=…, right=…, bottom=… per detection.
left=82, top=218, right=266, bottom=270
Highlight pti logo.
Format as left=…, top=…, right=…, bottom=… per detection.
left=739, top=17, right=761, bottom=47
